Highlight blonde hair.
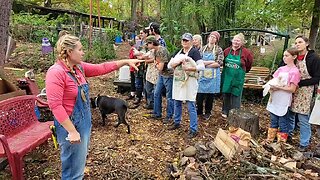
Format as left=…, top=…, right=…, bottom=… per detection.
left=58, top=30, right=70, bottom=38
left=193, top=34, right=203, bottom=48
left=233, top=33, right=246, bottom=44
left=56, top=34, right=80, bottom=70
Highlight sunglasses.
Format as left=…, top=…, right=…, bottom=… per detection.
left=182, top=39, right=190, bottom=42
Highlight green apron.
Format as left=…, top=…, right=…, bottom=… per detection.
left=221, top=48, right=245, bottom=96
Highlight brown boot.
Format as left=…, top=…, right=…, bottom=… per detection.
left=277, top=132, right=288, bottom=143
left=266, top=128, right=278, bottom=143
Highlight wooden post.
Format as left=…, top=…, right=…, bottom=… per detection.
left=110, top=20, right=113, bottom=29
left=89, top=0, right=93, bottom=49
left=72, top=15, right=76, bottom=35
left=79, top=15, right=83, bottom=37
left=97, top=0, right=102, bottom=35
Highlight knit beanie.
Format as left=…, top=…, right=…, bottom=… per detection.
left=210, top=31, right=220, bottom=41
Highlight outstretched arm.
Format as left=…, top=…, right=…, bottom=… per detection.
left=82, top=59, right=144, bottom=77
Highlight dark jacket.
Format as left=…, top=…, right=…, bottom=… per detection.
left=299, top=50, right=320, bottom=87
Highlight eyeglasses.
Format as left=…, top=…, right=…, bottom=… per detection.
left=182, top=39, right=189, bottom=42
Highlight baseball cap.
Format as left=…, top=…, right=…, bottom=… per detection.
left=145, top=36, right=157, bottom=43
left=146, top=22, right=160, bottom=30
left=181, top=33, right=193, bottom=41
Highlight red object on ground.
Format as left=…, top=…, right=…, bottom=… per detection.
left=0, top=95, right=53, bottom=180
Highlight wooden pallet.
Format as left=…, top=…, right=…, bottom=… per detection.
left=244, top=66, right=270, bottom=89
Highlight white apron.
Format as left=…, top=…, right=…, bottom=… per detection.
left=266, top=72, right=291, bottom=116
left=172, top=53, right=198, bottom=101
left=309, top=83, right=320, bottom=125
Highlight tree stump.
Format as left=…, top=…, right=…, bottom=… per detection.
left=227, top=109, right=260, bottom=137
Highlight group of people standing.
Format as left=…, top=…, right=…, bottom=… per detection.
left=127, top=22, right=254, bottom=139
left=265, top=35, right=320, bottom=152
left=129, top=23, right=320, bottom=153
left=45, top=22, right=320, bottom=179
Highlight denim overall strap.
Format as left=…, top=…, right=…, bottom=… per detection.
left=198, top=50, right=221, bottom=93
left=54, top=72, right=91, bottom=180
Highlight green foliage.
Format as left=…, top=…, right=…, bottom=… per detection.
left=165, top=40, right=179, bottom=56
left=11, top=43, right=56, bottom=72
left=104, top=28, right=122, bottom=42
left=251, top=46, right=283, bottom=70
left=160, top=19, right=190, bottom=47
left=81, top=36, right=116, bottom=63
left=235, top=0, right=315, bottom=32
left=10, top=13, right=70, bottom=42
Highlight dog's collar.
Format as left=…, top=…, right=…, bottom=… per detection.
left=94, top=97, right=98, bottom=107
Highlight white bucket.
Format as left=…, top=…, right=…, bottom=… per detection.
left=118, top=65, right=130, bottom=81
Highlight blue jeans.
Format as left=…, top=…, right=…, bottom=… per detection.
left=270, top=112, right=289, bottom=133
left=135, top=77, right=144, bottom=98
left=173, top=100, right=198, bottom=132
left=287, top=110, right=311, bottom=147
left=145, top=81, right=155, bottom=106
left=55, top=83, right=92, bottom=180
left=153, top=75, right=173, bottom=119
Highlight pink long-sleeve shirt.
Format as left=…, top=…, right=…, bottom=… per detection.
left=46, top=60, right=118, bottom=123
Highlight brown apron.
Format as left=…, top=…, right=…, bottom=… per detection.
left=291, top=53, right=314, bottom=115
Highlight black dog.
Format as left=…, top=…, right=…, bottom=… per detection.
left=91, top=95, right=132, bottom=134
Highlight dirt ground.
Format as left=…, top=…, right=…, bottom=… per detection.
left=0, top=42, right=319, bottom=179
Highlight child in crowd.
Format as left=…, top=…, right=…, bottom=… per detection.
left=266, top=47, right=301, bottom=143
left=126, top=40, right=137, bottom=100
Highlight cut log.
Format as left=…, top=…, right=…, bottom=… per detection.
left=228, top=109, right=260, bottom=137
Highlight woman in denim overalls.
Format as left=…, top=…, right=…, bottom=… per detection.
left=196, top=31, right=224, bottom=120
left=46, top=34, right=142, bottom=179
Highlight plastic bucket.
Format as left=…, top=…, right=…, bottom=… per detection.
left=115, top=35, right=122, bottom=44
left=118, top=65, right=130, bottom=81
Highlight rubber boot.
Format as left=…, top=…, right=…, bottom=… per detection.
left=277, top=132, right=288, bottom=143
left=266, top=128, right=278, bottom=143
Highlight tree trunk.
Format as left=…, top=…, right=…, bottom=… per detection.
left=140, top=0, right=144, bottom=16
left=0, top=0, right=13, bottom=66
left=309, top=0, right=320, bottom=50
left=227, top=109, right=260, bottom=137
left=131, top=0, right=138, bottom=21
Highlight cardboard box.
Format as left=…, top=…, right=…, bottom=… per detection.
left=213, top=128, right=239, bottom=160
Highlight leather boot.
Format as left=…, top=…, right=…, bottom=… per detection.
left=266, top=128, right=278, bottom=143
left=277, top=132, right=288, bottom=143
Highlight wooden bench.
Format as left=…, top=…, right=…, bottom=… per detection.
left=0, top=95, right=53, bottom=180
left=243, top=66, right=270, bottom=89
